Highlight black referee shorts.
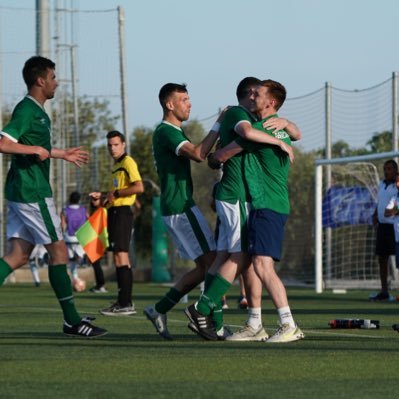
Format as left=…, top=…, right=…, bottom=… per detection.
left=375, top=223, right=395, bottom=256
left=107, top=206, right=134, bottom=253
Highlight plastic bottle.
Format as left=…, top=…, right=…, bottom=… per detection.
left=328, top=319, right=379, bottom=329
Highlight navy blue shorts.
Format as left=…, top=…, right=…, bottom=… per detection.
left=248, top=209, right=288, bottom=261
left=395, top=242, right=399, bottom=269
left=376, top=223, right=395, bottom=256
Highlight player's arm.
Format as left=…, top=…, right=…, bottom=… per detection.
left=178, top=107, right=231, bottom=162
left=263, top=118, right=302, bottom=141
left=0, top=135, right=49, bottom=160
left=235, top=121, right=294, bottom=163
left=178, top=129, right=219, bottom=162
left=209, top=141, right=243, bottom=168
left=384, top=197, right=398, bottom=217
left=106, top=180, right=144, bottom=204
left=60, top=211, right=67, bottom=232
left=51, top=146, right=89, bottom=167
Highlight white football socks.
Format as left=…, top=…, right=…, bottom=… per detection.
left=277, top=306, right=296, bottom=328
left=247, top=307, right=262, bottom=330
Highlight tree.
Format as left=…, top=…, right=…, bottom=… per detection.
left=366, top=130, right=393, bottom=153
left=129, top=126, right=157, bottom=259
left=52, top=95, right=121, bottom=199
left=279, top=146, right=318, bottom=280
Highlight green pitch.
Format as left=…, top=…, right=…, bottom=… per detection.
left=1, top=283, right=399, bottom=398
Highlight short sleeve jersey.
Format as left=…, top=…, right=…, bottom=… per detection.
left=236, top=114, right=291, bottom=214
left=377, top=180, right=397, bottom=224
left=108, top=153, right=142, bottom=207
left=1, top=96, right=52, bottom=203
left=152, top=121, right=195, bottom=216
left=215, top=106, right=255, bottom=204
left=385, top=192, right=399, bottom=241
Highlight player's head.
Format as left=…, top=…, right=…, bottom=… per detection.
left=69, top=191, right=81, bottom=204
left=260, top=79, right=287, bottom=111
left=236, top=77, right=261, bottom=101
left=107, top=130, right=125, bottom=143
left=159, top=83, right=191, bottom=122
left=236, top=77, right=261, bottom=112
left=383, top=159, right=398, bottom=181
left=106, top=130, right=126, bottom=160
left=23, top=56, right=58, bottom=97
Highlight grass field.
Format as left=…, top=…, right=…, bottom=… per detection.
left=1, top=282, right=399, bottom=398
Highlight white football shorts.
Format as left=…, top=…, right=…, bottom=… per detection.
left=163, top=206, right=216, bottom=260
left=7, top=198, right=63, bottom=244
left=215, top=199, right=250, bottom=253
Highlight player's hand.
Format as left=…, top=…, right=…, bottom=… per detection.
left=105, top=191, right=116, bottom=205
left=89, top=192, right=102, bottom=200
left=216, top=106, right=232, bottom=123
left=34, top=146, right=50, bottom=161
left=64, top=147, right=89, bottom=167
left=279, top=142, right=294, bottom=163
left=207, top=153, right=222, bottom=170
left=263, top=117, right=288, bottom=132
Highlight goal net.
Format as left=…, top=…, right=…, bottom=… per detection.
left=315, top=152, right=399, bottom=292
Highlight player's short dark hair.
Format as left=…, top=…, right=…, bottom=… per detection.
left=22, top=56, right=56, bottom=89
left=236, top=77, right=261, bottom=100
left=106, top=130, right=125, bottom=142
left=261, top=79, right=287, bottom=110
left=159, top=83, right=187, bottom=110
left=384, top=159, right=398, bottom=171
left=69, top=191, right=81, bottom=204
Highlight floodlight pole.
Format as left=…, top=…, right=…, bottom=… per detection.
left=393, top=72, right=398, bottom=163
left=325, top=82, right=332, bottom=281
left=70, top=44, right=81, bottom=191
left=118, top=6, right=129, bottom=149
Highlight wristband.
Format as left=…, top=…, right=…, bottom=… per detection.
left=211, top=122, right=221, bottom=133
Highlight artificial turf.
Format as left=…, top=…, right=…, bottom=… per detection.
left=1, top=283, right=399, bottom=398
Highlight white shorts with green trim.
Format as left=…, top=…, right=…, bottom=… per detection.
left=7, top=198, right=63, bottom=245
left=163, top=206, right=216, bottom=260
left=215, top=199, right=250, bottom=253
left=64, top=233, right=85, bottom=259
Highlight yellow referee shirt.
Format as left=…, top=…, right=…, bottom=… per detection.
left=108, top=153, right=142, bottom=207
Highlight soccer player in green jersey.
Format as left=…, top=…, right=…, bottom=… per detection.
left=144, top=83, right=224, bottom=339
left=188, top=79, right=304, bottom=343
left=189, top=77, right=298, bottom=340
left=0, top=56, right=107, bottom=338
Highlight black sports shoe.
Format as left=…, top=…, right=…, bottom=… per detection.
left=393, top=324, right=399, bottom=332
left=63, top=318, right=108, bottom=338
left=100, top=302, right=136, bottom=316
left=184, top=304, right=218, bottom=340
left=369, top=292, right=391, bottom=301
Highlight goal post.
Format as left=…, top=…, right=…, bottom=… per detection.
left=315, top=151, right=399, bottom=293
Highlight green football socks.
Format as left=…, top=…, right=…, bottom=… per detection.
left=197, top=273, right=231, bottom=316
left=204, top=272, right=215, bottom=290
left=204, top=272, right=223, bottom=331
left=0, top=259, right=13, bottom=286
left=48, top=265, right=81, bottom=326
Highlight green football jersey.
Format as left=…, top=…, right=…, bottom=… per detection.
left=236, top=114, right=291, bottom=214
left=1, top=96, right=53, bottom=203
left=152, top=121, right=195, bottom=216
left=215, top=106, right=255, bottom=204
